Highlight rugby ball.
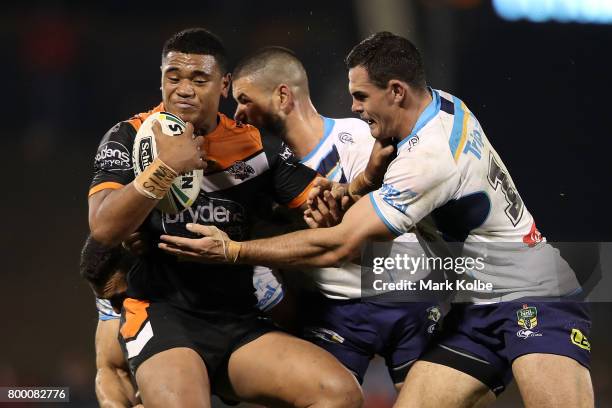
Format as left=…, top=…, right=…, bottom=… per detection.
left=132, top=111, right=203, bottom=214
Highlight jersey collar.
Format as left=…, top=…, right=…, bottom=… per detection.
left=300, top=116, right=335, bottom=163
left=397, top=88, right=440, bottom=151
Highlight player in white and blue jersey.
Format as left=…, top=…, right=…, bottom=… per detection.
left=159, top=34, right=593, bottom=407
left=217, top=46, right=438, bottom=388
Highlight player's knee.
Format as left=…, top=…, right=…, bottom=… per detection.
left=313, top=373, right=363, bottom=408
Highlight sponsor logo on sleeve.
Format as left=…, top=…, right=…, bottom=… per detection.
left=95, top=141, right=131, bottom=170
left=516, top=304, right=543, bottom=339
left=379, top=183, right=416, bottom=213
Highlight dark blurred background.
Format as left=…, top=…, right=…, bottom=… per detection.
left=1, top=0, right=610, bottom=406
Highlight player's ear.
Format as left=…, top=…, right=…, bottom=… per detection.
left=278, top=84, right=294, bottom=113
left=220, top=73, right=231, bottom=98
left=389, top=80, right=406, bottom=103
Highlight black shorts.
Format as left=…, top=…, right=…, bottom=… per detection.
left=118, top=298, right=276, bottom=393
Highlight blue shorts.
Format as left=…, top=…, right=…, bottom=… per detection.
left=420, top=301, right=591, bottom=394
left=302, top=294, right=440, bottom=384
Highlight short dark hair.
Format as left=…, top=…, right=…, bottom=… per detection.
left=79, top=235, right=135, bottom=289
left=162, top=27, right=229, bottom=74
left=233, top=46, right=302, bottom=81
left=345, top=31, right=426, bottom=90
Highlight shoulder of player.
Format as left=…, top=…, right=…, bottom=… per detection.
left=325, top=117, right=373, bottom=148
left=100, top=103, right=164, bottom=143
left=227, top=116, right=287, bottom=154
left=125, top=102, right=165, bottom=132
left=206, top=114, right=286, bottom=169
left=215, top=113, right=270, bottom=144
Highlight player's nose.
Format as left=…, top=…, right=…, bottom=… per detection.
left=234, top=106, right=247, bottom=124
left=176, top=79, right=195, bottom=97
left=351, top=100, right=363, bottom=114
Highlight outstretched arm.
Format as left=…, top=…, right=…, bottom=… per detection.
left=159, top=194, right=395, bottom=269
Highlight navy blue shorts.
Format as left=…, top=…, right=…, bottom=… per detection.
left=420, top=301, right=591, bottom=394
left=302, top=294, right=440, bottom=384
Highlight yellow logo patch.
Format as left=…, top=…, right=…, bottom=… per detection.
left=570, top=328, right=591, bottom=351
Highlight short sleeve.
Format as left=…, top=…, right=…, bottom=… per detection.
left=337, top=120, right=375, bottom=182
left=88, top=122, right=137, bottom=197
left=369, top=149, right=458, bottom=235
left=262, top=133, right=317, bottom=208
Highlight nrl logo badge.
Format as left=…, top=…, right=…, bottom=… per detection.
left=516, top=304, right=543, bottom=339
left=517, top=304, right=537, bottom=329
left=227, top=160, right=255, bottom=181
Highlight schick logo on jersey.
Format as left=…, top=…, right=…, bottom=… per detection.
left=95, top=141, right=130, bottom=170
left=516, top=304, right=543, bottom=339
left=138, top=136, right=154, bottom=171
left=227, top=160, right=255, bottom=181
left=163, top=196, right=246, bottom=240
left=570, top=329, right=591, bottom=351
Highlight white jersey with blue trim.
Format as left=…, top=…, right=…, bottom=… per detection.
left=302, top=116, right=423, bottom=299
left=300, top=116, right=373, bottom=183
left=96, top=298, right=121, bottom=321
left=369, top=89, right=579, bottom=302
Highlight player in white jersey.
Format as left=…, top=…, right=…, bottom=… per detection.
left=159, top=34, right=592, bottom=407
left=230, top=47, right=439, bottom=388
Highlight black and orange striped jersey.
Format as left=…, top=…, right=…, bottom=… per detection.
left=89, top=104, right=317, bottom=312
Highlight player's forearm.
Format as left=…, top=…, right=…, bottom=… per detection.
left=90, top=157, right=180, bottom=246
left=89, top=186, right=158, bottom=246
left=347, top=171, right=377, bottom=200
left=239, top=226, right=358, bottom=269
left=95, top=367, right=137, bottom=408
